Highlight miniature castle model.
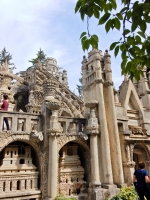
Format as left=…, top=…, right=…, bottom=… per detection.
left=1, top=47, right=150, bottom=200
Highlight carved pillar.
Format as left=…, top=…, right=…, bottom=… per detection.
left=123, top=143, right=135, bottom=185
left=104, top=50, right=125, bottom=187
left=26, top=179, right=31, bottom=190
left=33, top=178, right=38, bottom=190
left=5, top=180, right=10, bottom=192
left=0, top=182, right=3, bottom=193
left=47, top=100, right=62, bottom=199
left=86, top=101, right=101, bottom=188
left=20, top=179, right=25, bottom=191
left=11, top=116, right=17, bottom=132
left=95, top=82, right=114, bottom=186
left=12, top=180, right=17, bottom=191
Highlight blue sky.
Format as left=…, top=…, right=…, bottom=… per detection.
left=0, top=0, right=123, bottom=93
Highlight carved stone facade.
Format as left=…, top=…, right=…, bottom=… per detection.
left=1, top=48, right=150, bottom=199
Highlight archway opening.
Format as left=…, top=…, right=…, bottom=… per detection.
left=59, top=142, right=89, bottom=197
left=133, top=145, right=148, bottom=170
left=0, top=141, right=41, bottom=193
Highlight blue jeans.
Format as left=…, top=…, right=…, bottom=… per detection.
left=2, top=118, right=10, bottom=130
left=136, top=186, right=150, bottom=200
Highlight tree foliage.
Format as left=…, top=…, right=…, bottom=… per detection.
left=0, top=47, right=13, bottom=65
left=29, top=48, right=46, bottom=66
left=75, top=0, right=150, bottom=80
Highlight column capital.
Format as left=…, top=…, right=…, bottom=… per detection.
left=123, top=161, right=135, bottom=168
left=95, top=78, right=104, bottom=84
left=48, top=129, right=62, bottom=137
left=86, top=124, right=100, bottom=135
left=46, top=100, right=60, bottom=111
left=85, top=102, right=100, bottom=135
left=104, top=81, right=114, bottom=87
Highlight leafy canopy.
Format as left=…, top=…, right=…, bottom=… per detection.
left=75, top=0, right=150, bottom=80
left=29, top=48, right=46, bottom=66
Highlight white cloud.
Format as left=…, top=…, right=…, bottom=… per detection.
left=0, top=0, right=123, bottom=92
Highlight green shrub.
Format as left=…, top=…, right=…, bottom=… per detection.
left=111, top=186, right=139, bottom=200
left=54, top=194, right=77, bottom=200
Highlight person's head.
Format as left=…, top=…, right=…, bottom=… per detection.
left=138, top=161, right=146, bottom=169
left=3, top=94, right=8, bottom=100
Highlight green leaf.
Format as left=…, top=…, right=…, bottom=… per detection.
left=140, top=20, right=147, bottom=33
left=111, top=0, right=117, bottom=10
left=107, top=3, right=112, bottom=11
left=94, top=9, right=100, bottom=19
left=127, top=37, right=134, bottom=45
left=89, top=36, right=98, bottom=49
left=120, top=6, right=127, bottom=14
left=114, top=45, right=119, bottom=57
left=137, top=31, right=146, bottom=39
left=80, top=8, right=85, bottom=20
left=129, top=48, right=136, bottom=58
left=127, top=10, right=132, bottom=20
left=81, top=36, right=87, bottom=43
left=114, top=17, right=121, bottom=30
left=116, top=13, right=123, bottom=20
left=123, top=29, right=130, bottom=35
left=75, top=0, right=82, bottom=13
left=131, top=17, right=140, bottom=32
left=98, top=13, right=111, bottom=24
left=80, top=32, right=87, bottom=39
left=121, top=50, right=127, bottom=59
left=136, top=56, right=146, bottom=62
left=84, top=39, right=90, bottom=50
left=121, top=59, right=127, bottom=73
left=110, top=42, right=119, bottom=51
left=120, top=43, right=126, bottom=51
left=105, top=19, right=111, bottom=33
left=92, top=34, right=99, bottom=42
left=145, top=15, right=150, bottom=23
left=135, top=35, right=141, bottom=43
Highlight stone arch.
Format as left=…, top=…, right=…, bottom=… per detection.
left=58, top=138, right=90, bottom=197
left=57, top=135, right=90, bottom=154
left=0, top=133, right=48, bottom=199
left=133, top=143, right=150, bottom=169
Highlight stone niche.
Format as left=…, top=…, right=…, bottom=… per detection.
left=59, top=144, right=87, bottom=196
left=0, top=143, right=41, bottom=200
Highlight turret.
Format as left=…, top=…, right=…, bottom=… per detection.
left=104, top=50, right=112, bottom=83
left=81, top=55, right=87, bottom=87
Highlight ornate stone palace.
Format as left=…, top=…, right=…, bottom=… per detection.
left=0, top=47, right=150, bottom=199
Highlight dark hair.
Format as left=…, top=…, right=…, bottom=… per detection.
left=3, top=94, right=8, bottom=100
left=139, top=161, right=146, bottom=169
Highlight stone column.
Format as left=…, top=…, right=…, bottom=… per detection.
left=47, top=99, right=62, bottom=199
left=33, top=178, right=38, bottom=190
left=11, top=115, right=17, bottom=132
left=20, top=179, right=25, bottom=191
left=12, top=180, right=17, bottom=191
left=104, top=50, right=125, bottom=186
left=26, top=179, right=31, bottom=190
left=0, top=182, right=3, bottom=193
left=86, top=101, right=101, bottom=187
left=5, top=180, right=10, bottom=192
left=95, top=81, right=114, bottom=186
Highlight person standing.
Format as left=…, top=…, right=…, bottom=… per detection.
left=133, top=161, right=150, bottom=200
left=0, top=94, right=10, bottom=130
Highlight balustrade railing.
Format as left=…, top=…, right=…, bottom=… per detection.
left=0, top=111, right=40, bottom=133
left=58, top=117, right=86, bottom=135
